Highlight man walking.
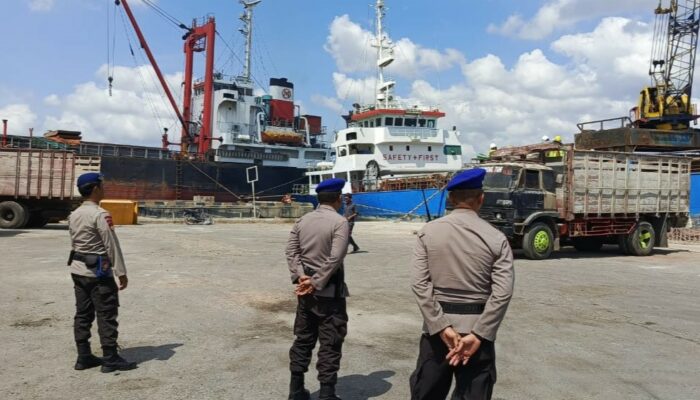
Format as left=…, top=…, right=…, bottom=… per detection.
left=410, top=168, right=515, bottom=399
left=343, top=194, right=359, bottom=253
left=68, top=172, right=136, bottom=373
left=285, top=178, right=350, bottom=400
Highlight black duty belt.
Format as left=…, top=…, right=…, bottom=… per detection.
left=439, top=302, right=485, bottom=315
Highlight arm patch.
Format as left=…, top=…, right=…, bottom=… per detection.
left=104, top=215, right=114, bottom=229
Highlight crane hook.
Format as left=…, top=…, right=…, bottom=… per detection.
left=108, top=76, right=114, bottom=97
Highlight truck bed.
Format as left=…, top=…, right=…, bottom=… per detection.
left=564, top=151, right=691, bottom=218
left=0, top=149, right=100, bottom=199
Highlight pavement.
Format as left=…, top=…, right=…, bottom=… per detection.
left=1, top=222, right=699, bottom=400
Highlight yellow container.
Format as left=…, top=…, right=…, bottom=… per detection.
left=99, top=200, right=138, bottom=225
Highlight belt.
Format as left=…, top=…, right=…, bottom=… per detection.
left=439, top=302, right=485, bottom=315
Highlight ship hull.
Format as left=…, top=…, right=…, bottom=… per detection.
left=294, top=188, right=448, bottom=219
left=99, top=156, right=306, bottom=202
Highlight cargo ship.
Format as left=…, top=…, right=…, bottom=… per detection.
left=3, top=0, right=330, bottom=202
left=293, top=0, right=464, bottom=219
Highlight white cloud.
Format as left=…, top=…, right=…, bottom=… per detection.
left=311, top=94, right=344, bottom=114
left=325, top=15, right=466, bottom=79
left=44, top=94, right=61, bottom=107
left=28, top=0, right=54, bottom=12
left=0, top=104, right=38, bottom=135
left=41, top=64, right=182, bottom=146
left=488, top=0, right=657, bottom=40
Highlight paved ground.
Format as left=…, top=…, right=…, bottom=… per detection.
left=1, top=221, right=699, bottom=400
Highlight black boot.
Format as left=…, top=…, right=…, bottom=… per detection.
left=74, top=342, right=102, bottom=370
left=101, top=346, right=137, bottom=373
left=288, top=373, right=310, bottom=400
left=319, top=383, right=341, bottom=400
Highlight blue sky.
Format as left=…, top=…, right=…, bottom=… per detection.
left=1, top=0, right=663, bottom=153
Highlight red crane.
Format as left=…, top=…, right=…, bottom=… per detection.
left=117, top=0, right=216, bottom=156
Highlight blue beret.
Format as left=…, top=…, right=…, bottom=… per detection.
left=316, top=178, right=345, bottom=193
left=446, top=168, right=486, bottom=191
left=77, top=172, right=103, bottom=188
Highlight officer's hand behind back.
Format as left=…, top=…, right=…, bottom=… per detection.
left=118, top=275, right=128, bottom=290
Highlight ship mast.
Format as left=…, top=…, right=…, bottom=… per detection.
left=373, top=0, right=395, bottom=109
left=239, top=0, right=261, bottom=82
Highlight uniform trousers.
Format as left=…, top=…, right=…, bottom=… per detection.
left=409, top=333, right=496, bottom=400
left=348, top=223, right=358, bottom=250
left=72, top=274, right=120, bottom=348
left=289, top=295, right=348, bottom=384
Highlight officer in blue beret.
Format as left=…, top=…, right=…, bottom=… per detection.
left=285, top=177, right=350, bottom=400
left=410, top=168, right=515, bottom=399
left=67, top=173, right=136, bottom=373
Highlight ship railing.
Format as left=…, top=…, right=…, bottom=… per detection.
left=77, top=143, right=174, bottom=159
left=387, top=127, right=439, bottom=139
left=291, top=184, right=309, bottom=195
left=577, top=117, right=633, bottom=132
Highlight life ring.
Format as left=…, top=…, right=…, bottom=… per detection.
left=282, top=88, right=292, bottom=99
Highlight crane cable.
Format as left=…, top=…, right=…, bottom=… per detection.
left=107, top=0, right=118, bottom=96
left=140, top=0, right=189, bottom=31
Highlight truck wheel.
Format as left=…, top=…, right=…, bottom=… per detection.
left=0, top=201, right=29, bottom=229
left=618, top=235, right=630, bottom=255
left=573, top=237, right=604, bottom=252
left=523, top=222, right=554, bottom=260
left=626, top=221, right=655, bottom=256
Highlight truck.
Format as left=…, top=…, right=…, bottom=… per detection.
left=0, top=148, right=100, bottom=229
left=477, top=144, right=691, bottom=259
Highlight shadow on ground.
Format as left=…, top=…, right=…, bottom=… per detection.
left=311, top=370, right=394, bottom=400
left=0, top=230, right=27, bottom=237
left=119, top=343, right=183, bottom=364
left=513, top=246, right=686, bottom=260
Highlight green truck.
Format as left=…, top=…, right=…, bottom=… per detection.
left=477, top=144, right=691, bottom=259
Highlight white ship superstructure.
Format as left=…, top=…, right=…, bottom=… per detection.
left=306, top=0, right=463, bottom=193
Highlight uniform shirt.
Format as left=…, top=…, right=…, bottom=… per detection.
left=68, top=201, right=127, bottom=278
left=412, top=208, right=514, bottom=341
left=286, top=204, right=350, bottom=298
left=343, top=202, right=357, bottom=228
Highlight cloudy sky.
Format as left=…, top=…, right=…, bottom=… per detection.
left=1, top=0, right=665, bottom=156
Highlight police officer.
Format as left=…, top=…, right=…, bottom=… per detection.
left=410, top=168, right=514, bottom=400
left=68, top=173, right=136, bottom=373
left=285, top=178, right=350, bottom=400
left=343, top=194, right=359, bottom=253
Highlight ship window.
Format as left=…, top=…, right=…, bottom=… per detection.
left=311, top=175, right=321, bottom=184
left=346, top=131, right=357, bottom=141
left=524, top=170, right=540, bottom=189
left=370, top=121, right=374, bottom=127
left=376, top=118, right=382, bottom=127
left=428, top=146, right=432, bottom=152
left=443, top=145, right=462, bottom=156
left=418, top=119, right=426, bottom=127
left=363, top=121, right=369, bottom=127
left=406, top=145, right=410, bottom=151
left=395, top=118, right=403, bottom=127
left=385, top=117, right=394, bottom=126
left=405, top=118, right=417, bottom=127
left=338, top=146, right=347, bottom=157
left=427, top=120, right=435, bottom=128
left=389, top=145, right=394, bottom=151
left=223, top=93, right=236, bottom=100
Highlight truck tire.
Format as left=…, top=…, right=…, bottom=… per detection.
left=626, top=221, right=655, bottom=256
left=573, top=237, right=604, bottom=252
left=618, top=235, right=630, bottom=255
left=523, top=222, right=554, bottom=260
left=0, top=201, right=29, bottom=229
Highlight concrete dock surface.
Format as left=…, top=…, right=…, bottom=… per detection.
left=1, top=222, right=699, bottom=400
